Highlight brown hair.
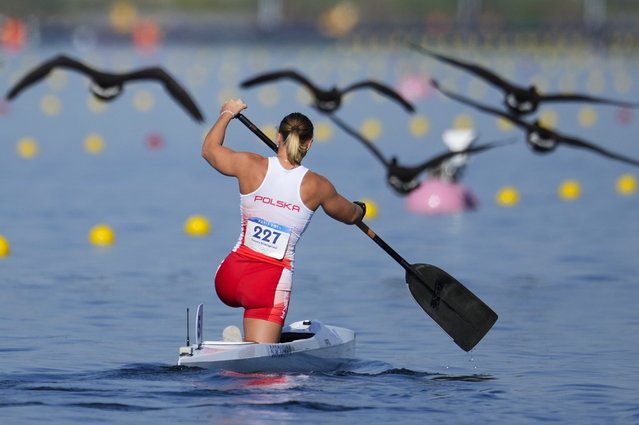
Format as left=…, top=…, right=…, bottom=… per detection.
left=278, top=112, right=313, bottom=165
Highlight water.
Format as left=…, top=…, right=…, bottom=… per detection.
left=1, top=41, right=638, bottom=424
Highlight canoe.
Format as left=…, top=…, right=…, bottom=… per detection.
left=177, top=305, right=355, bottom=373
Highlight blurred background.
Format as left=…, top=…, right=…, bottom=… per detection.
left=0, top=4, right=638, bottom=423
left=2, top=0, right=638, bottom=232
left=3, top=0, right=639, bottom=49
left=1, top=0, right=638, bottom=242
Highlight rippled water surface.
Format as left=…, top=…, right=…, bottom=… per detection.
left=1, top=42, right=638, bottom=424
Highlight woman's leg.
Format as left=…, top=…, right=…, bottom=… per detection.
left=243, top=317, right=282, bottom=343
left=240, top=265, right=291, bottom=343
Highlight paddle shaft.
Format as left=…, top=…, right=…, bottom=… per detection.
left=356, top=221, right=418, bottom=276
left=235, top=113, right=278, bottom=151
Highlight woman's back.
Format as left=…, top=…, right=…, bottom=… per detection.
left=234, top=157, right=314, bottom=264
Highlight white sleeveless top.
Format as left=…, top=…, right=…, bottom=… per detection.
left=232, top=157, right=314, bottom=269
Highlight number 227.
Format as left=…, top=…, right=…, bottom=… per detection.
left=252, top=225, right=281, bottom=244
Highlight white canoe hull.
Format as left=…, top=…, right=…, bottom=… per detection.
left=178, top=319, right=355, bottom=373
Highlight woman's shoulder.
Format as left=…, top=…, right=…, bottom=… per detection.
left=237, top=153, right=269, bottom=193
left=237, top=151, right=268, bottom=166
left=232, top=152, right=267, bottom=180
left=302, top=169, right=336, bottom=193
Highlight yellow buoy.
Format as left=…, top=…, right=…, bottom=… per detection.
left=577, top=106, right=597, bottom=128
left=315, top=121, right=332, bottom=142
left=616, top=173, right=637, bottom=195
left=0, top=235, right=10, bottom=257
left=409, top=115, right=430, bottom=137
left=262, top=125, right=277, bottom=142
left=496, top=186, right=520, bottom=206
left=184, top=215, right=211, bottom=236
left=360, top=118, right=382, bottom=140
left=496, top=116, right=515, bottom=132
left=133, top=89, right=154, bottom=112
left=558, top=179, right=582, bottom=201
left=538, top=109, right=558, bottom=129
left=16, top=137, right=38, bottom=159
left=89, top=224, right=115, bottom=246
left=360, top=198, right=378, bottom=219
left=453, top=113, right=474, bottom=130
left=110, top=0, right=139, bottom=34
left=41, top=94, right=62, bottom=116
left=84, top=133, right=105, bottom=154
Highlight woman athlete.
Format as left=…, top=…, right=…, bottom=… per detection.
left=201, top=99, right=365, bottom=343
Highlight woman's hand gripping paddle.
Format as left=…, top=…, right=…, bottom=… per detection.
left=234, top=113, right=498, bottom=351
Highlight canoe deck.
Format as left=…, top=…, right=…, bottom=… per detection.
left=178, top=318, right=356, bottom=373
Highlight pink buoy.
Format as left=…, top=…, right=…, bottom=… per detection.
left=144, top=132, right=165, bottom=150
left=397, top=74, right=434, bottom=101
left=405, top=178, right=478, bottom=215
left=0, top=99, right=10, bottom=116
left=616, top=107, right=633, bottom=126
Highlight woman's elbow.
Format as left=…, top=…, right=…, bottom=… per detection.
left=201, top=148, right=218, bottom=168
left=342, top=205, right=364, bottom=225
left=201, top=149, right=211, bottom=164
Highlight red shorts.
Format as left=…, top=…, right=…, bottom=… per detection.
left=214, top=251, right=292, bottom=326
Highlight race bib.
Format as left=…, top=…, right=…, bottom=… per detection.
left=244, top=217, right=291, bottom=260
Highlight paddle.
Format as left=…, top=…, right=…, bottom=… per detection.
left=355, top=221, right=498, bottom=351
left=234, top=113, right=498, bottom=351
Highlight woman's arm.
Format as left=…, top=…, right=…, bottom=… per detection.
left=312, top=173, right=365, bottom=224
left=201, top=99, right=247, bottom=176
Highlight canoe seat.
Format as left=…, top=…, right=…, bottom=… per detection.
left=279, top=332, right=314, bottom=343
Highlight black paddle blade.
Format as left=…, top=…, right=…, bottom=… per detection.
left=406, top=263, right=497, bottom=351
